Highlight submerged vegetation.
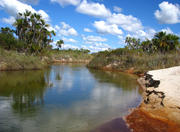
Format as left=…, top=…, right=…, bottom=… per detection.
left=88, top=32, right=180, bottom=73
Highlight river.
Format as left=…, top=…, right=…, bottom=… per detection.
left=0, top=64, right=141, bottom=132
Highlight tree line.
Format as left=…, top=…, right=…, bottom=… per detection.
left=125, top=32, right=180, bottom=53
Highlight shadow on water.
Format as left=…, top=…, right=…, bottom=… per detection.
left=0, top=70, right=50, bottom=115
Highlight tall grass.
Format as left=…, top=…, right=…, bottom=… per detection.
left=0, top=48, right=48, bottom=70
left=87, top=48, right=180, bottom=73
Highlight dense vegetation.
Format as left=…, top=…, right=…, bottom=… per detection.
left=88, top=32, right=180, bottom=73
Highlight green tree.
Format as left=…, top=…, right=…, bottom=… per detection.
left=141, top=39, right=157, bottom=53
left=125, top=37, right=141, bottom=50
left=56, top=40, right=64, bottom=49
left=165, top=34, right=179, bottom=51
left=152, top=32, right=179, bottom=53
left=152, top=32, right=167, bottom=53
left=13, top=10, right=56, bottom=53
left=80, top=48, right=90, bottom=54
left=0, top=27, right=17, bottom=50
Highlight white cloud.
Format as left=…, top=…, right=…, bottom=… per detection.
left=2, top=16, right=15, bottom=25
left=113, top=6, right=122, bottom=13
left=95, top=11, right=156, bottom=40
left=145, top=28, right=156, bottom=39
left=76, top=0, right=111, bottom=18
left=51, top=0, right=81, bottom=6
left=93, top=21, right=123, bottom=35
left=84, top=28, right=93, bottom=32
left=125, top=28, right=156, bottom=40
left=63, top=44, right=79, bottom=49
left=107, top=13, right=143, bottom=33
left=81, top=43, right=110, bottom=52
left=117, top=35, right=126, bottom=45
left=55, top=22, right=78, bottom=36
left=91, top=10, right=157, bottom=41
left=155, top=1, right=180, bottom=24
left=161, top=27, right=173, bottom=34
left=61, top=22, right=71, bottom=29
left=62, top=37, right=77, bottom=43
left=82, top=35, right=107, bottom=44
left=0, top=0, right=50, bottom=22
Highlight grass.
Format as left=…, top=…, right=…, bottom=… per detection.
left=0, top=48, right=93, bottom=71
left=0, top=48, right=48, bottom=70
left=87, top=48, right=180, bottom=73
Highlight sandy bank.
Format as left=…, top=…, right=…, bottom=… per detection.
left=126, top=66, right=180, bottom=132
left=140, top=66, right=180, bottom=123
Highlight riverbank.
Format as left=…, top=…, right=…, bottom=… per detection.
left=0, top=49, right=93, bottom=71
left=87, top=48, right=180, bottom=74
left=126, top=66, right=180, bottom=132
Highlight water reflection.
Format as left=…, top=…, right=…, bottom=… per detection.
left=89, top=69, right=138, bottom=90
left=0, top=64, right=141, bottom=132
left=0, top=70, right=50, bottom=115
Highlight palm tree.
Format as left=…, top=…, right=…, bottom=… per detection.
left=152, top=32, right=179, bottom=52
left=13, top=10, right=56, bottom=53
left=56, top=40, right=64, bottom=49
left=153, top=32, right=167, bottom=52
left=1, top=27, right=14, bottom=34
left=165, top=34, right=179, bottom=51
left=125, top=37, right=141, bottom=50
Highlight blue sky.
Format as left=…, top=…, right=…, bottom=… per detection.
left=0, top=0, right=180, bottom=52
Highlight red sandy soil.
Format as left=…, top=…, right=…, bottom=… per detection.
left=126, top=109, right=180, bottom=132
left=92, top=108, right=180, bottom=132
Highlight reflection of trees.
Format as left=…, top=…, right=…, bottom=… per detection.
left=88, top=69, right=138, bottom=91
left=0, top=70, right=50, bottom=114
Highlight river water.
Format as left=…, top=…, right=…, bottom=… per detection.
left=0, top=64, right=141, bottom=132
